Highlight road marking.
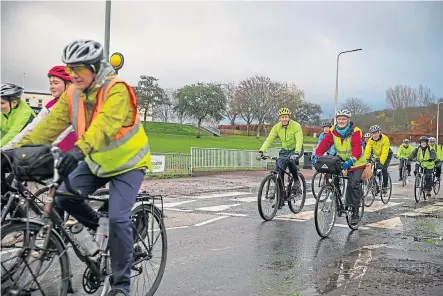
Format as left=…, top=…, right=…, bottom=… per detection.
left=215, top=212, right=248, bottom=217
left=189, top=192, right=250, bottom=199
left=163, top=200, right=196, bottom=208
left=164, top=208, right=193, bottom=213
left=196, top=204, right=241, bottom=212
left=335, top=223, right=369, bottom=230
left=365, top=217, right=403, bottom=229
left=402, top=204, right=443, bottom=217
left=277, top=210, right=315, bottom=221
left=365, top=201, right=401, bottom=212
left=304, top=198, right=317, bottom=206
left=230, top=196, right=256, bottom=203
left=166, top=226, right=190, bottom=230
left=194, top=216, right=228, bottom=226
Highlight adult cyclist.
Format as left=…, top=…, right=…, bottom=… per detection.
left=408, top=136, right=436, bottom=197
left=429, top=137, right=442, bottom=181
left=318, top=121, right=336, bottom=155
left=313, top=109, right=366, bottom=225
left=395, top=138, right=413, bottom=181
left=258, top=107, right=303, bottom=199
left=364, top=125, right=393, bottom=194
left=1, top=83, right=35, bottom=147
left=16, top=39, right=152, bottom=296
left=3, top=66, right=76, bottom=151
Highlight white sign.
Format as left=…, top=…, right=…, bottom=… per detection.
left=151, top=155, right=166, bottom=173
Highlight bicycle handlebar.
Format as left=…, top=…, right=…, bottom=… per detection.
left=50, top=146, right=83, bottom=196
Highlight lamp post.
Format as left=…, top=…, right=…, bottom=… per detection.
left=333, top=48, right=362, bottom=124
left=104, top=0, right=111, bottom=61
left=436, top=100, right=443, bottom=145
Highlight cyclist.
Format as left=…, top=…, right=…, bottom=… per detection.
left=362, top=133, right=371, bottom=150
left=258, top=107, right=303, bottom=198
left=17, top=39, right=152, bottom=296
left=429, top=137, right=441, bottom=181
left=408, top=136, right=436, bottom=197
left=1, top=83, right=36, bottom=147
left=364, top=125, right=393, bottom=194
left=395, top=138, right=413, bottom=181
left=313, top=109, right=366, bottom=225
left=3, top=66, right=77, bottom=151
left=318, top=121, right=336, bottom=155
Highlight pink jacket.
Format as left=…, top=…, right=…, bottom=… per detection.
left=45, top=98, right=77, bottom=151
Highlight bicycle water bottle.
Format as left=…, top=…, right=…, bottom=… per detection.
left=96, top=217, right=109, bottom=251
left=70, top=223, right=99, bottom=256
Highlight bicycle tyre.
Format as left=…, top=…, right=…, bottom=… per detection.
left=1, top=221, right=70, bottom=295
left=314, top=185, right=337, bottom=238
left=381, top=174, right=392, bottom=204
left=257, top=175, right=280, bottom=221
left=288, top=173, right=307, bottom=214
left=311, top=172, right=324, bottom=200
left=402, top=165, right=407, bottom=187
left=364, top=178, right=376, bottom=207
left=131, top=204, right=167, bottom=296
left=433, top=177, right=440, bottom=195
left=422, top=175, right=428, bottom=201
left=414, top=175, right=421, bottom=202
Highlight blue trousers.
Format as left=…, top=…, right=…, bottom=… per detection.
left=55, top=162, right=144, bottom=294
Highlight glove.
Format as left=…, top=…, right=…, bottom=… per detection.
left=58, top=147, right=85, bottom=176
left=290, top=153, right=300, bottom=162
left=256, top=151, right=264, bottom=161
left=376, top=162, right=383, bottom=170
left=341, top=158, right=354, bottom=170
left=312, top=155, right=317, bottom=165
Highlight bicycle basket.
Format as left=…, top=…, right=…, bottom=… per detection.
left=11, top=145, right=54, bottom=182
left=315, top=155, right=342, bottom=174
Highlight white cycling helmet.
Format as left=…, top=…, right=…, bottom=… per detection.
left=335, top=109, right=351, bottom=118
left=62, top=40, right=103, bottom=70
left=1, top=83, right=24, bottom=99
left=429, top=137, right=436, bottom=142
left=369, top=125, right=381, bottom=133
left=364, top=133, right=371, bottom=138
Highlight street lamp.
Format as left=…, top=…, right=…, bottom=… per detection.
left=333, top=48, right=362, bottom=124
left=436, top=99, right=443, bottom=145
left=104, top=0, right=111, bottom=61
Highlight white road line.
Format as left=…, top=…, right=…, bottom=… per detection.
left=165, top=226, right=190, bottom=230
left=196, top=204, right=241, bottom=212
left=365, top=217, right=403, bottom=229
left=163, top=200, right=196, bottom=208
left=189, top=192, right=250, bottom=199
left=194, top=216, right=228, bottom=226
left=215, top=212, right=248, bottom=217
left=335, top=223, right=369, bottom=230
left=230, top=196, right=256, bottom=203
left=277, top=210, right=315, bottom=221
left=164, top=208, right=193, bottom=213
left=365, top=201, right=402, bottom=213
left=304, top=198, right=316, bottom=206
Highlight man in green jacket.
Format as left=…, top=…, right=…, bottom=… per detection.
left=396, top=138, right=414, bottom=181
left=429, top=137, right=442, bottom=181
left=258, top=107, right=303, bottom=202
left=1, top=83, right=35, bottom=147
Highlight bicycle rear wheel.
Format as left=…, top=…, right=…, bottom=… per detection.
left=288, top=173, right=307, bottom=214
left=311, top=172, right=325, bottom=199
left=381, top=174, right=392, bottom=204
left=314, top=185, right=337, bottom=238
left=364, top=178, right=376, bottom=207
left=433, top=175, right=440, bottom=195
left=346, top=186, right=365, bottom=230
left=257, top=175, right=280, bottom=221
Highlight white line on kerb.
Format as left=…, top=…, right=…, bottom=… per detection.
left=194, top=216, right=228, bottom=227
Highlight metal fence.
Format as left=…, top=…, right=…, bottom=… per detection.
left=150, top=153, right=192, bottom=176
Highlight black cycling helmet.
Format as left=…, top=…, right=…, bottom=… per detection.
left=419, top=136, right=429, bottom=143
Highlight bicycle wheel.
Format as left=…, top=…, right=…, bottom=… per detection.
left=381, top=174, right=392, bottom=204
left=314, top=185, right=337, bottom=238
left=1, top=221, right=70, bottom=295
left=346, top=184, right=365, bottom=230
left=311, top=172, right=325, bottom=199
left=433, top=175, right=440, bottom=195
left=288, top=173, right=307, bottom=214
left=402, top=166, right=407, bottom=187
left=257, top=175, right=280, bottom=221
left=130, top=204, right=167, bottom=296
left=422, top=175, right=428, bottom=201
left=414, top=176, right=422, bottom=202
left=364, top=178, right=376, bottom=207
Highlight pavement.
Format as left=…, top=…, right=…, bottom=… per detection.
left=4, top=163, right=443, bottom=296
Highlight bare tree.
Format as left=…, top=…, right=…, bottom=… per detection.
left=235, top=88, right=254, bottom=136
left=386, top=85, right=417, bottom=131
left=416, top=84, right=435, bottom=113
left=221, top=82, right=238, bottom=125
left=152, top=88, right=175, bottom=122
left=341, top=97, right=371, bottom=123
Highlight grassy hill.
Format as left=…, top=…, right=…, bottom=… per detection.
left=143, top=122, right=316, bottom=154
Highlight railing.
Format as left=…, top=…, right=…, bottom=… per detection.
left=149, top=153, right=192, bottom=176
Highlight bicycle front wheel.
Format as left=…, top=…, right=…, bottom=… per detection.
left=314, top=185, right=337, bottom=238
left=381, top=174, right=392, bottom=204
left=433, top=175, right=440, bottom=195
left=257, top=175, right=280, bottom=221
left=414, top=176, right=423, bottom=202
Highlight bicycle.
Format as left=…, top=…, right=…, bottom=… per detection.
left=1, top=147, right=167, bottom=296
left=414, top=160, right=437, bottom=202
left=314, top=168, right=365, bottom=238
left=311, top=171, right=345, bottom=200
left=363, top=157, right=392, bottom=206
left=256, top=154, right=307, bottom=221
left=397, top=157, right=409, bottom=187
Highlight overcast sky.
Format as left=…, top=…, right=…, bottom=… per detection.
left=1, top=0, right=442, bottom=117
